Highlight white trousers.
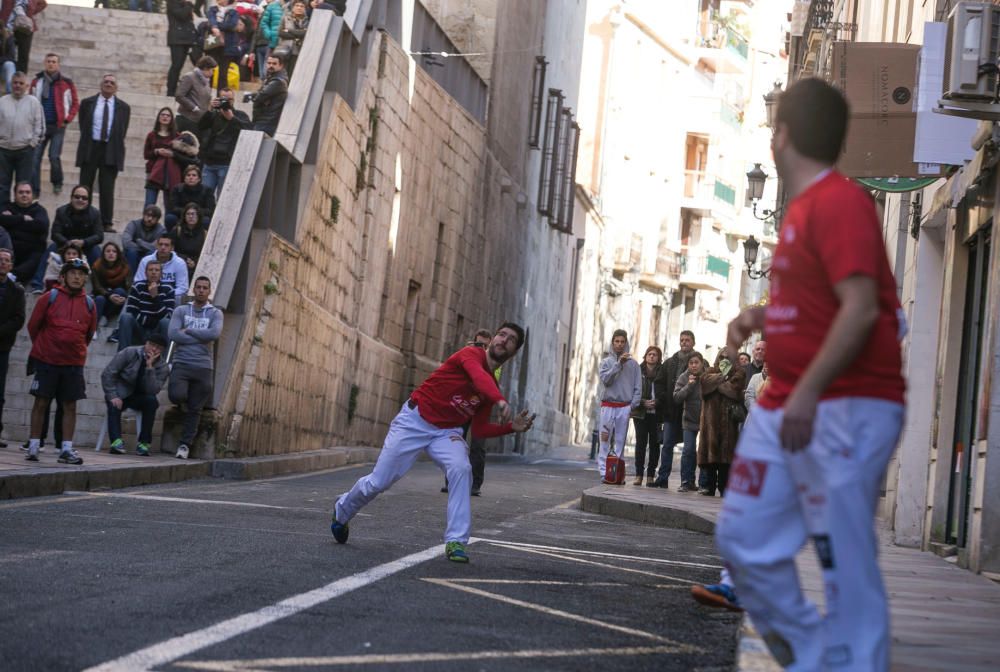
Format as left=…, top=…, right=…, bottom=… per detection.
left=716, top=397, right=903, bottom=672
left=335, top=402, right=473, bottom=544
left=597, top=404, right=632, bottom=477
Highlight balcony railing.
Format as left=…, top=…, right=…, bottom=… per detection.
left=656, top=251, right=683, bottom=278
left=680, top=254, right=731, bottom=280
left=714, top=179, right=737, bottom=207
left=724, top=27, right=749, bottom=60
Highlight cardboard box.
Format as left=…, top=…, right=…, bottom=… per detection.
left=832, top=42, right=943, bottom=178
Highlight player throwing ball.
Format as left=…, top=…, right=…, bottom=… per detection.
left=331, top=323, right=535, bottom=563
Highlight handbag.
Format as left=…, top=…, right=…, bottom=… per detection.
left=204, top=31, right=223, bottom=51
left=728, top=400, right=748, bottom=424
left=13, top=14, right=33, bottom=35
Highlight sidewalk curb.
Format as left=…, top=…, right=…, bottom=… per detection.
left=580, top=487, right=779, bottom=672
left=211, top=447, right=381, bottom=480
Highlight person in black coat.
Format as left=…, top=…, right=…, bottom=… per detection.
left=166, top=0, right=199, bottom=97
left=75, top=75, right=132, bottom=232
left=169, top=203, right=207, bottom=280
left=165, top=165, right=215, bottom=230
left=0, top=247, right=25, bottom=447
left=50, top=186, right=104, bottom=262
left=0, top=182, right=49, bottom=282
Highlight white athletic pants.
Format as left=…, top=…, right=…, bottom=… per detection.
left=335, top=401, right=473, bottom=544
left=715, top=397, right=903, bottom=672
left=597, top=404, right=632, bottom=477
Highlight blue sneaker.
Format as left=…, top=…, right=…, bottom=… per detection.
left=445, top=541, right=469, bottom=563
left=330, top=518, right=349, bottom=544
left=691, top=583, right=743, bottom=612
left=109, top=439, right=126, bottom=455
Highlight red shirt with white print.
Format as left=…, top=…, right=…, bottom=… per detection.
left=758, top=171, right=906, bottom=409
left=410, top=346, right=514, bottom=438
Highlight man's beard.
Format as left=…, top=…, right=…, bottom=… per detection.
left=489, top=345, right=512, bottom=365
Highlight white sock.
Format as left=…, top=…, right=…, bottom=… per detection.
left=61, top=441, right=74, bottom=454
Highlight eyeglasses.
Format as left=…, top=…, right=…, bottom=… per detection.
left=71, top=194, right=89, bottom=201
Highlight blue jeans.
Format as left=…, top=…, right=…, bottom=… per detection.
left=201, top=164, right=228, bottom=198
left=128, top=0, right=153, bottom=10
left=681, top=429, right=698, bottom=486
left=255, top=46, right=270, bottom=80
left=117, top=313, right=169, bottom=351
left=0, top=146, right=35, bottom=205
left=106, top=394, right=158, bottom=444
left=144, top=187, right=164, bottom=208
left=655, top=419, right=682, bottom=483
left=32, top=127, right=65, bottom=195
left=94, top=288, right=128, bottom=319
left=1, top=61, right=13, bottom=93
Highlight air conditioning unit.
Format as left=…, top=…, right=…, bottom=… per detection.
left=943, top=2, right=1000, bottom=100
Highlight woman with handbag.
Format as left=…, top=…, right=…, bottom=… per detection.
left=696, top=350, right=747, bottom=497
left=277, top=0, right=309, bottom=76
left=143, top=108, right=181, bottom=208
left=630, top=346, right=662, bottom=486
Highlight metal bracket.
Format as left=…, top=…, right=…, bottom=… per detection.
left=935, top=99, right=1000, bottom=121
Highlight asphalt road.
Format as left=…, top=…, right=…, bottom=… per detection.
left=0, top=455, right=741, bottom=671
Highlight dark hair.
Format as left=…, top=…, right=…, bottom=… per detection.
left=680, top=329, right=696, bottom=344
left=153, top=106, right=177, bottom=136
left=184, top=164, right=202, bottom=178
left=612, top=328, right=628, bottom=341
left=157, top=235, right=174, bottom=245
left=13, top=181, right=32, bottom=194
left=474, top=328, right=493, bottom=340
left=194, top=275, right=212, bottom=287
left=196, top=55, right=218, bottom=70
left=70, top=184, right=92, bottom=202
left=498, top=322, right=525, bottom=349
left=59, top=241, right=83, bottom=257
left=738, top=351, right=750, bottom=361
left=268, top=51, right=287, bottom=67
left=688, top=352, right=704, bottom=366
left=99, top=241, right=126, bottom=269
left=146, top=333, right=168, bottom=348
left=44, top=52, right=60, bottom=61
left=0, top=247, right=14, bottom=262
left=182, top=202, right=202, bottom=226
left=775, top=78, right=849, bottom=164
left=146, top=259, right=163, bottom=270
left=143, top=204, right=162, bottom=218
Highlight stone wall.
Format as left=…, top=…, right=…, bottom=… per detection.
left=217, top=32, right=553, bottom=457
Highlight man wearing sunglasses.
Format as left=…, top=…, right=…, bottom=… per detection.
left=25, top=258, right=97, bottom=465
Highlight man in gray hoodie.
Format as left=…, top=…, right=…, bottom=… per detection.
left=596, top=328, right=642, bottom=481
left=167, top=275, right=223, bottom=459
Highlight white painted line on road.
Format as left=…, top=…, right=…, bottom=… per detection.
left=423, top=578, right=699, bottom=652
left=0, top=492, right=100, bottom=509
left=83, top=543, right=449, bottom=672
left=0, top=549, right=74, bottom=563
left=171, top=645, right=682, bottom=669
left=478, top=538, right=722, bottom=569
left=87, top=492, right=325, bottom=512
left=438, top=579, right=624, bottom=586
left=500, top=545, right=700, bottom=584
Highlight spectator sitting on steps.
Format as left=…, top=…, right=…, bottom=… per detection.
left=0, top=182, right=48, bottom=282
left=42, top=242, right=89, bottom=292
left=198, top=86, right=251, bottom=197
left=121, top=204, right=167, bottom=273
left=166, top=165, right=215, bottom=230
left=251, top=52, right=288, bottom=137
left=168, top=275, right=223, bottom=460
left=0, top=247, right=25, bottom=448
left=101, top=333, right=169, bottom=457
left=169, top=203, right=206, bottom=281
left=29, top=183, right=102, bottom=294
left=25, top=258, right=97, bottom=466
left=91, top=241, right=131, bottom=328
left=116, top=258, right=175, bottom=350
left=134, top=235, right=189, bottom=300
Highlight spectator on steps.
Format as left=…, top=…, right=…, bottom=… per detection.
left=208, top=0, right=242, bottom=96
left=91, top=241, right=131, bottom=327
left=0, top=27, right=15, bottom=93
left=42, top=242, right=89, bottom=291
left=0, top=247, right=25, bottom=448
left=277, top=0, right=308, bottom=76
left=121, top=204, right=166, bottom=272
left=134, top=235, right=189, bottom=299
left=49, top=183, right=103, bottom=261
left=254, top=0, right=283, bottom=81
left=252, top=53, right=287, bottom=136
left=129, top=0, right=154, bottom=12
left=166, top=0, right=200, bottom=99
left=76, top=73, right=131, bottom=232
left=30, top=53, right=79, bottom=198
left=168, top=275, right=223, bottom=460
left=165, top=165, right=214, bottom=230
left=169, top=203, right=206, bottom=281
left=117, top=258, right=174, bottom=349
left=25, top=258, right=97, bottom=466
left=198, top=86, right=250, bottom=196
left=101, top=333, right=169, bottom=457
left=143, top=107, right=181, bottom=208
left=0, top=71, right=44, bottom=205
left=174, top=55, right=216, bottom=134
left=170, top=129, right=201, bottom=176
left=11, top=0, right=45, bottom=77
left=0, top=181, right=47, bottom=282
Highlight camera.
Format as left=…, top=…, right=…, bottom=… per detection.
left=243, top=92, right=257, bottom=103
left=216, top=97, right=232, bottom=111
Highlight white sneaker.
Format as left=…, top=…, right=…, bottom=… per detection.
left=98, top=316, right=109, bottom=327
left=175, top=444, right=190, bottom=460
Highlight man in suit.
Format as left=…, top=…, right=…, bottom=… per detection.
left=75, top=74, right=130, bottom=232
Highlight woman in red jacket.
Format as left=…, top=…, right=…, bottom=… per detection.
left=143, top=108, right=181, bottom=209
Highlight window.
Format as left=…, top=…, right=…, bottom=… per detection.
left=528, top=57, right=547, bottom=148
left=548, top=107, right=572, bottom=228
left=556, top=120, right=580, bottom=233
left=537, top=88, right=564, bottom=216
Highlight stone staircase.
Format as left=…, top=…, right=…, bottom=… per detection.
left=1, top=4, right=250, bottom=451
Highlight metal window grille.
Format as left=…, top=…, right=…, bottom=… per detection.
left=548, top=107, right=572, bottom=228
left=556, top=120, right=580, bottom=234
left=528, top=57, right=547, bottom=148
left=537, top=89, right=564, bottom=215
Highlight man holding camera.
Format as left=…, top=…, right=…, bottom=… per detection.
left=198, top=86, right=250, bottom=196
left=250, top=53, right=288, bottom=137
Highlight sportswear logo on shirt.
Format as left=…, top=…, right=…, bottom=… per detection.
left=449, top=393, right=481, bottom=419
left=184, top=314, right=210, bottom=330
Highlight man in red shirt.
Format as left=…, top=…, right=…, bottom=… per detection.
left=332, top=322, right=535, bottom=563
left=716, top=79, right=906, bottom=671
left=25, top=259, right=97, bottom=465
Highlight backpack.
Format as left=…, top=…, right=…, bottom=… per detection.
left=48, top=288, right=95, bottom=314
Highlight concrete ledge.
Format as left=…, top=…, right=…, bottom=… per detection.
left=211, top=446, right=381, bottom=481
left=580, top=486, right=717, bottom=534
left=0, top=461, right=211, bottom=500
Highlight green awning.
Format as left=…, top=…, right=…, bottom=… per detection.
left=855, top=177, right=940, bottom=193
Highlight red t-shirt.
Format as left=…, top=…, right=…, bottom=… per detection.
left=758, top=171, right=906, bottom=409
left=410, top=346, right=513, bottom=438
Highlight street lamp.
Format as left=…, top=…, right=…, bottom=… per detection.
left=745, top=163, right=783, bottom=222
left=763, top=81, right=783, bottom=128
left=743, top=234, right=770, bottom=279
